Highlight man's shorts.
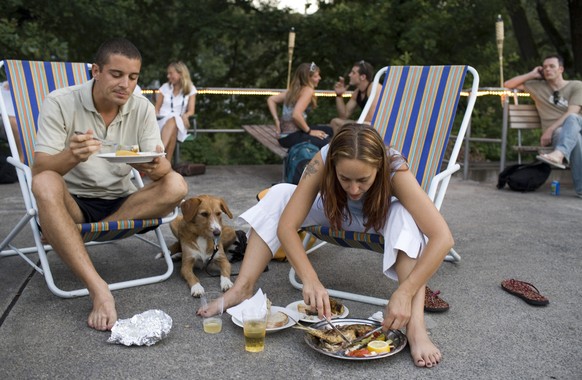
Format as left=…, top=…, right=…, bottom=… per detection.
left=72, top=195, right=129, bottom=223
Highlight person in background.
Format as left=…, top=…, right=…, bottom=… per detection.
left=199, top=124, right=452, bottom=368
left=267, top=62, right=333, bottom=149
left=330, top=60, right=382, bottom=134
left=155, top=61, right=204, bottom=175
left=505, top=54, right=582, bottom=198
left=0, top=81, right=23, bottom=162
left=32, top=38, right=188, bottom=331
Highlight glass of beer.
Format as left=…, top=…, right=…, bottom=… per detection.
left=200, top=291, right=224, bottom=334
left=242, top=308, right=267, bottom=352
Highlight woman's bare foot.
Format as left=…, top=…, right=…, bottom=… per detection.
left=88, top=287, right=117, bottom=331
left=196, top=283, right=253, bottom=317
left=406, top=322, right=442, bottom=368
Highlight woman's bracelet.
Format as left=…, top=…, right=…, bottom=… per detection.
left=305, top=128, right=311, bottom=134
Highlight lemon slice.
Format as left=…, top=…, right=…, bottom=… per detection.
left=367, top=340, right=391, bottom=353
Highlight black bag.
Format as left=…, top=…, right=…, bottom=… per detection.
left=284, top=142, right=319, bottom=185
left=497, top=161, right=551, bottom=192
left=0, top=141, right=17, bottom=184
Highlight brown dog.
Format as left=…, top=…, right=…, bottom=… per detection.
left=169, top=195, right=237, bottom=297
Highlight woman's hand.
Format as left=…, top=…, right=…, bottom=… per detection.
left=309, top=130, right=328, bottom=140
left=382, top=287, right=413, bottom=330
left=301, top=278, right=332, bottom=319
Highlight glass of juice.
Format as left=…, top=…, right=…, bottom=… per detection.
left=200, top=291, right=224, bottom=334
left=242, top=308, right=267, bottom=352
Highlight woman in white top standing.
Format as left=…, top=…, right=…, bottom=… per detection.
left=155, top=61, right=197, bottom=165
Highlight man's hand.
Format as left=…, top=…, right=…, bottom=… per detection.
left=334, top=76, right=346, bottom=96
left=531, top=66, right=544, bottom=80
left=70, top=130, right=102, bottom=162
left=541, top=128, right=554, bottom=147
left=131, top=145, right=166, bottom=178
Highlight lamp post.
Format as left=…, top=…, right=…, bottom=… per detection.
left=287, top=27, right=296, bottom=89
left=496, top=14, right=504, bottom=88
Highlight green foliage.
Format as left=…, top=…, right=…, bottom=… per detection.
left=0, top=0, right=574, bottom=164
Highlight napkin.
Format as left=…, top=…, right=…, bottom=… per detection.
left=226, top=288, right=268, bottom=322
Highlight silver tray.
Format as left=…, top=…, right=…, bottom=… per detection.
left=303, top=318, right=407, bottom=361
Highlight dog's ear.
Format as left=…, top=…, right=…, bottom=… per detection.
left=182, top=198, right=202, bottom=221
left=219, top=198, right=233, bottom=219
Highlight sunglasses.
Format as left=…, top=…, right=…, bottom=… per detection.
left=310, top=62, right=318, bottom=72
left=553, top=91, right=560, bottom=105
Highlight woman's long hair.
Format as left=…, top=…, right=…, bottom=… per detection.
left=168, top=61, right=193, bottom=95
left=284, top=62, right=318, bottom=109
left=320, top=124, right=396, bottom=232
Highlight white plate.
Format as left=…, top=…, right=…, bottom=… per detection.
left=231, top=306, right=297, bottom=333
left=285, top=300, right=349, bottom=323
left=97, top=152, right=165, bottom=164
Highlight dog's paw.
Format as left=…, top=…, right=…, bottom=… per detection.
left=191, top=283, right=205, bottom=297
left=220, top=276, right=234, bottom=292
left=170, top=252, right=182, bottom=260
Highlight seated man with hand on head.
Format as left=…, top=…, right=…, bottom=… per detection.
left=330, top=60, right=382, bottom=134
left=505, top=54, right=582, bottom=198
left=32, top=38, right=188, bottom=331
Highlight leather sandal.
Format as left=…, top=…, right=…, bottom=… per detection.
left=424, top=286, right=450, bottom=312
left=501, top=279, right=549, bottom=306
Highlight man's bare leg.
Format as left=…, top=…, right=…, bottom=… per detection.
left=197, top=230, right=272, bottom=317
left=106, top=171, right=187, bottom=221
left=32, top=171, right=117, bottom=331
left=393, top=252, right=442, bottom=368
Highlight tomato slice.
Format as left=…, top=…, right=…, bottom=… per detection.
left=346, top=348, right=371, bottom=357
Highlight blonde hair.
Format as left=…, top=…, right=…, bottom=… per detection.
left=285, top=62, right=319, bottom=109
left=167, top=61, right=193, bottom=95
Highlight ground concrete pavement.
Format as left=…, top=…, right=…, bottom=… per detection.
left=0, top=165, right=580, bottom=379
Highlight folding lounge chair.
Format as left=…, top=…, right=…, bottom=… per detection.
left=290, top=65, right=479, bottom=306
left=0, top=59, right=177, bottom=298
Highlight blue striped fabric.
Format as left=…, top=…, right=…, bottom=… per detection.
left=79, top=219, right=163, bottom=242
left=372, top=66, right=466, bottom=191
left=4, top=60, right=91, bottom=166
left=302, top=226, right=384, bottom=253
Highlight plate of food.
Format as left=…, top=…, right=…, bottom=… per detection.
left=299, top=318, right=407, bottom=360
left=231, top=306, right=297, bottom=333
left=285, top=298, right=349, bottom=323
left=97, top=152, right=165, bottom=164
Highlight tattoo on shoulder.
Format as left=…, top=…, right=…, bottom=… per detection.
left=302, top=158, right=320, bottom=178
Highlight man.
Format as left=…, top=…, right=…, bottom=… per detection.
left=504, top=54, right=582, bottom=197
left=32, top=38, right=188, bottom=331
left=330, top=60, right=382, bottom=133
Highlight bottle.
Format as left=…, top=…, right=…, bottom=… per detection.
left=550, top=180, right=560, bottom=196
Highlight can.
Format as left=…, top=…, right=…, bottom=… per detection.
left=550, top=180, right=560, bottom=196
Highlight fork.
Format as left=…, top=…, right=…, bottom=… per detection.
left=322, top=315, right=352, bottom=345
left=74, top=131, right=116, bottom=146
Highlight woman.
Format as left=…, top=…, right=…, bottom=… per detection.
left=155, top=61, right=197, bottom=164
left=267, top=62, right=333, bottom=148
left=198, top=124, right=453, bottom=368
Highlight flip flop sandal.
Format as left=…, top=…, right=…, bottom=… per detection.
left=501, top=279, right=549, bottom=306
left=536, top=154, right=566, bottom=169
left=424, top=286, right=450, bottom=313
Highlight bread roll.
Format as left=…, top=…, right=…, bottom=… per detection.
left=266, top=311, right=288, bottom=329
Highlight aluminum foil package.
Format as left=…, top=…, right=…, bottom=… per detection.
left=108, top=309, right=172, bottom=347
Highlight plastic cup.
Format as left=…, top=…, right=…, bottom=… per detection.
left=200, top=291, right=224, bottom=334
left=242, top=309, right=267, bottom=352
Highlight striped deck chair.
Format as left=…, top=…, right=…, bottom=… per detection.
left=290, top=65, right=479, bottom=306
left=0, top=60, right=177, bottom=298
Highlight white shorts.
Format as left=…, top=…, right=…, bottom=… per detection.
left=239, top=183, right=425, bottom=281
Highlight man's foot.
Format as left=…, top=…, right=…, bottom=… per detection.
left=407, top=323, right=442, bottom=368
left=87, top=289, right=117, bottom=331
left=196, top=284, right=253, bottom=317
left=537, top=152, right=566, bottom=169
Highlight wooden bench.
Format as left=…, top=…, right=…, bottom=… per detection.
left=508, top=103, right=548, bottom=163
left=242, top=124, right=288, bottom=158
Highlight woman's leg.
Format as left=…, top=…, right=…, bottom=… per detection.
left=196, top=229, right=272, bottom=317
left=393, top=252, right=441, bottom=368
left=161, top=118, right=178, bottom=164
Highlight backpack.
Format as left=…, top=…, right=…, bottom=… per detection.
left=497, top=161, right=552, bottom=192
left=284, top=142, right=319, bottom=185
